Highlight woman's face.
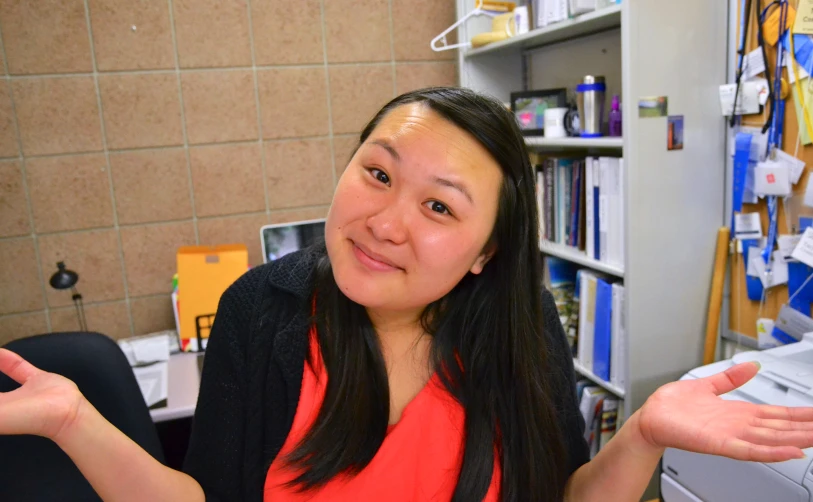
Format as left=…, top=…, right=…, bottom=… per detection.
left=325, top=103, right=504, bottom=315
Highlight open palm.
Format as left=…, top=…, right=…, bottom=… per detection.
left=637, top=362, right=813, bottom=463
left=0, top=348, right=84, bottom=440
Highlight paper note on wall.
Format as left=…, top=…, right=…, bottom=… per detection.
left=792, top=77, right=813, bottom=145
left=177, top=245, right=248, bottom=352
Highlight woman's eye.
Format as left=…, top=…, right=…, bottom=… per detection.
left=425, top=200, right=451, bottom=215
left=369, top=168, right=390, bottom=186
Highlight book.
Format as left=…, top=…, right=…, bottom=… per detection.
left=610, top=283, right=626, bottom=389
left=598, top=397, right=619, bottom=451
left=592, top=277, right=613, bottom=381
left=546, top=257, right=580, bottom=352
left=585, top=157, right=595, bottom=259
left=536, top=167, right=545, bottom=242
left=579, top=386, right=607, bottom=447
left=576, top=270, right=597, bottom=370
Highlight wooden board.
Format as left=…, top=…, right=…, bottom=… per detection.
left=729, top=0, right=813, bottom=339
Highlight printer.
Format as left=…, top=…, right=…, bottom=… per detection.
left=662, top=333, right=813, bottom=502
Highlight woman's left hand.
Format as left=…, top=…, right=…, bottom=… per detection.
left=636, top=361, right=813, bottom=463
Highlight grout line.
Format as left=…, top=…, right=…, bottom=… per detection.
left=82, top=0, right=134, bottom=337
left=19, top=135, right=334, bottom=160
left=4, top=60, right=428, bottom=80
left=319, top=0, right=338, bottom=189
left=244, top=0, right=272, bottom=220
left=387, top=0, right=397, bottom=97
left=167, top=0, right=200, bottom=245
left=0, top=23, right=52, bottom=332
left=0, top=204, right=332, bottom=243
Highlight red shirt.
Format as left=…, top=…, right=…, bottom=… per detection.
left=264, top=326, right=501, bottom=501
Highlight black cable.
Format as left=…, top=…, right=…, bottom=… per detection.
left=731, top=0, right=754, bottom=128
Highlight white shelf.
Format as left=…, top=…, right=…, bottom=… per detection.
left=525, top=137, right=623, bottom=150
left=539, top=240, right=624, bottom=278
left=573, top=359, right=626, bottom=398
left=464, top=5, right=622, bottom=58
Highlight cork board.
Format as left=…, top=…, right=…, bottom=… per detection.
left=729, top=0, right=813, bottom=338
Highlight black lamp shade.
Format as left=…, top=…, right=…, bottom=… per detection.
left=49, top=262, right=79, bottom=290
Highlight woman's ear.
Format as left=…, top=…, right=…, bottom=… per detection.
left=470, top=246, right=496, bottom=275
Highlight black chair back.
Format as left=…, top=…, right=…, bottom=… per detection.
left=0, top=332, right=165, bottom=502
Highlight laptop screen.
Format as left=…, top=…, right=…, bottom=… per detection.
left=260, top=219, right=326, bottom=264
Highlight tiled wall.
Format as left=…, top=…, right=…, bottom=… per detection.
left=0, top=0, right=458, bottom=345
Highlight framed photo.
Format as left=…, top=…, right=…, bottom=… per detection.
left=510, top=88, right=568, bottom=136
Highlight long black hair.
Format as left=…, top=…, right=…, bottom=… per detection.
left=285, top=87, right=568, bottom=501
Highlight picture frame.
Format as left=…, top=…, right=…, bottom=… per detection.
left=510, top=88, right=569, bottom=136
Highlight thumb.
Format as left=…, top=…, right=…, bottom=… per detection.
left=704, top=361, right=760, bottom=396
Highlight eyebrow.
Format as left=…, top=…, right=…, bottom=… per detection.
left=370, top=139, right=401, bottom=163
left=433, top=176, right=474, bottom=204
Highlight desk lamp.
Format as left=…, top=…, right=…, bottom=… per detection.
left=49, top=261, right=87, bottom=331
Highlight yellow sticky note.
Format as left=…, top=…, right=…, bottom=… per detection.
left=794, top=0, right=813, bottom=35
left=765, top=4, right=796, bottom=45
left=792, top=77, right=813, bottom=145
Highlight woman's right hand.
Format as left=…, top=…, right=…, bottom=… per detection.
left=0, top=348, right=86, bottom=441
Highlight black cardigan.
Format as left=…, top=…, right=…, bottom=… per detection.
left=182, top=245, right=590, bottom=501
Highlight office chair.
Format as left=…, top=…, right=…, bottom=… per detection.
left=0, top=332, right=165, bottom=502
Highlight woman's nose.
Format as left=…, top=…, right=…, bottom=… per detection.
left=366, top=202, right=409, bottom=245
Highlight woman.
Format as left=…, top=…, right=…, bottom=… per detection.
left=1, top=87, right=812, bottom=502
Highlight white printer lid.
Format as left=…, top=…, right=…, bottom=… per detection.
left=723, top=332, right=813, bottom=408
left=683, top=333, right=813, bottom=485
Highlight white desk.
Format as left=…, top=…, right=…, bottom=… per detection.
left=149, top=353, right=203, bottom=423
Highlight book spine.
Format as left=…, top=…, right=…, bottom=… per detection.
left=545, top=161, right=555, bottom=241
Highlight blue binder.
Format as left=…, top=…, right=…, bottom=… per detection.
left=592, top=278, right=613, bottom=381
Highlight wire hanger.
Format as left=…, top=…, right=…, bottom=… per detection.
left=431, top=0, right=514, bottom=52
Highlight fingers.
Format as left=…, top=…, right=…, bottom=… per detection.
left=754, top=418, right=813, bottom=431
left=742, top=427, right=813, bottom=448
left=704, top=362, right=760, bottom=396
left=757, top=405, right=813, bottom=422
left=0, top=348, right=41, bottom=385
left=720, top=438, right=805, bottom=463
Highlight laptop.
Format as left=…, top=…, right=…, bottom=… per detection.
left=259, top=218, right=326, bottom=264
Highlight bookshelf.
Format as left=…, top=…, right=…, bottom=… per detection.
left=573, top=358, right=625, bottom=398
left=455, top=1, right=727, bottom=493
left=463, top=5, right=621, bottom=57
left=525, top=137, right=623, bottom=150
left=539, top=240, right=623, bottom=278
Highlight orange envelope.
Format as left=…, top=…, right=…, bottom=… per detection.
left=177, top=244, right=248, bottom=352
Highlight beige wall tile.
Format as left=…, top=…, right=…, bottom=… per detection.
left=0, top=238, right=44, bottom=315
left=130, top=295, right=175, bottom=336
left=109, top=149, right=192, bottom=225
left=0, top=311, right=48, bottom=346
left=324, top=0, right=390, bottom=63
left=395, top=62, right=458, bottom=95
left=0, top=0, right=92, bottom=74
left=189, top=143, right=265, bottom=217
left=332, top=134, right=358, bottom=178
left=251, top=0, right=323, bottom=65
left=264, top=139, right=334, bottom=209
left=392, top=0, right=456, bottom=61
left=0, top=80, right=18, bottom=157
left=120, top=221, right=196, bottom=297
left=181, top=70, right=258, bottom=144
left=328, top=65, right=393, bottom=134
left=88, top=0, right=175, bottom=71
left=38, top=229, right=126, bottom=308
left=0, top=160, right=30, bottom=237
left=26, top=154, right=114, bottom=233
left=258, top=68, right=329, bottom=139
left=99, top=73, right=183, bottom=150
left=197, top=213, right=268, bottom=267
left=268, top=206, right=328, bottom=225
left=50, top=301, right=131, bottom=340
left=172, top=0, right=252, bottom=68
left=13, top=77, right=103, bottom=156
